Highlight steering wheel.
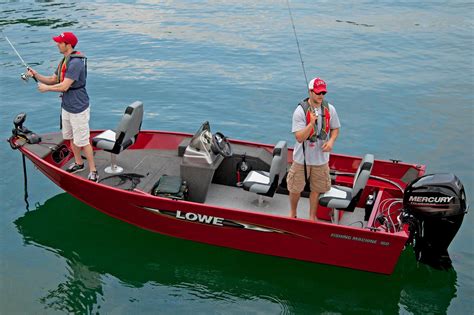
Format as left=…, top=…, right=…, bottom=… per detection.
left=211, top=132, right=233, bottom=158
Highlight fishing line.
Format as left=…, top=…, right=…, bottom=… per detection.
left=286, top=0, right=309, bottom=88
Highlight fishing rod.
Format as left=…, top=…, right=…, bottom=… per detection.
left=2, top=31, right=38, bottom=83
left=286, top=0, right=321, bottom=128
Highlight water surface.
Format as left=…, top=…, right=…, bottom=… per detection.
left=1, top=1, right=473, bottom=314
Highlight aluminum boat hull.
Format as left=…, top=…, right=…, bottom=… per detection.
left=13, top=130, right=425, bottom=274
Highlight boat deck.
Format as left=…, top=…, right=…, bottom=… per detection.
left=67, top=148, right=365, bottom=225
left=206, top=182, right=367, bottom=226
left=68, top=149, right=178, bottom=188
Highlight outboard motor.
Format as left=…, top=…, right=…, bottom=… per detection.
left=402, top=173, right=468, bottom=269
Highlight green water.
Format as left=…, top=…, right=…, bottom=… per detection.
left=10, top=194, right=460, bottom=314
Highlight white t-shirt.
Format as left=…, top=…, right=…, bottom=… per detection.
left=291, top=100, right=341, bottom=165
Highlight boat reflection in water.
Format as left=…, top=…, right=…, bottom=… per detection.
left=15, top=193, right=457, bottom=314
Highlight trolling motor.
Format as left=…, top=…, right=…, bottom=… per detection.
left=402, top=173, right=468, bottom=270
left=9, top=113, right=41, bottom=149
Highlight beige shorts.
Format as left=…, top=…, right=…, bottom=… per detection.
left=61, top=107, right=90, bottom=147
left=287, top=162, right=331, bottom=193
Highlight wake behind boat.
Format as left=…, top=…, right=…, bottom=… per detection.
left=8, top=101, right=468, bottom=274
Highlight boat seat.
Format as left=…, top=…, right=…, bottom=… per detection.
left=92, top=101, right=144, bottom=174
left=242, top=141, right=288, bottom=197
left=319, top=154, right=374, bottom=223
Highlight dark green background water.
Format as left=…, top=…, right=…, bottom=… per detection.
left=1, top=1, right=472, bottom=314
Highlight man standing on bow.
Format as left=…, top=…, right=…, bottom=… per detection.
left=287, top=77, right=340, bottom=221
left=28, top=32, right=98, bottom=182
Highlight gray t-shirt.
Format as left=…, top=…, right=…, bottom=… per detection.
left=55, top=57, right=89, bottom=113
left=291, top=100, right=341, bottom=165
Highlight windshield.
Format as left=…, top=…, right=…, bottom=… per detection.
left=189, top=121, right=211, bottom=149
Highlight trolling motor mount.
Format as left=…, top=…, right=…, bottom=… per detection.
left=9, top=112, right=41, bottom=148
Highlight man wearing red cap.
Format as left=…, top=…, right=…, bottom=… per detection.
left=286, top=77, right=340, bottom=221
left=28, top=32, right=98, bottom=182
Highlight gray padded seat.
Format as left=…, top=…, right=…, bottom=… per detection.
left=242, top=141, right=288, bottom=197
left=319, top=154, right=374, bottom=212
left=92, top=101, right=144, bottom=174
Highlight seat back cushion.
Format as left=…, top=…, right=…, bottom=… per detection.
left=268, top=141, right=288, bottom=186
left=352, top=153, right=374, bottom=196
left=115, top=101, right=144, bottom=150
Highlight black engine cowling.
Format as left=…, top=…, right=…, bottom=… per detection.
left=403, top=173, right=467, bottom=269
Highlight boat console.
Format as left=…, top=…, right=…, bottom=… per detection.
left=180, top=122, right=231, bottom=203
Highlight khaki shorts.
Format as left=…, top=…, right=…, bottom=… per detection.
left=61, top=107, right=90, bottom=147
left=286, top=162, right=331, bottom=193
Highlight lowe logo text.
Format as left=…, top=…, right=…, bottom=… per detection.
left=408, top=196, right=454, bottom=203
left=176, top=210, right=224, bottom=226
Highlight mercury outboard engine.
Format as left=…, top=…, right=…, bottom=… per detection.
left=402, top=173, right=468, bottom=269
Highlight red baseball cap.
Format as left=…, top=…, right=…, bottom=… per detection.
left=52, top=32, right=78, bottom=47
left=308, top=77, right=327, bottom=93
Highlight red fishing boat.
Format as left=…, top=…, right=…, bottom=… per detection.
left=8, top=101, right=467, bottom=274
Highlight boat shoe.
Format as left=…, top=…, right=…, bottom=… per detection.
left=88, top=171, right=99, bottom=182
left=66, top=163, right=85, bottom=173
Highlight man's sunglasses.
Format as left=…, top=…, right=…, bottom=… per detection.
left=313, top=91, right=326, bottom=96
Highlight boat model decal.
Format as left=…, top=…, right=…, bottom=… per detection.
left=141, top=206, right=301, bottom=236
left=330, top=233, right=391, bottom=246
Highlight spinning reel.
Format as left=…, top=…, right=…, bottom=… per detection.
left=20, top=71, right=35, bottom=82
